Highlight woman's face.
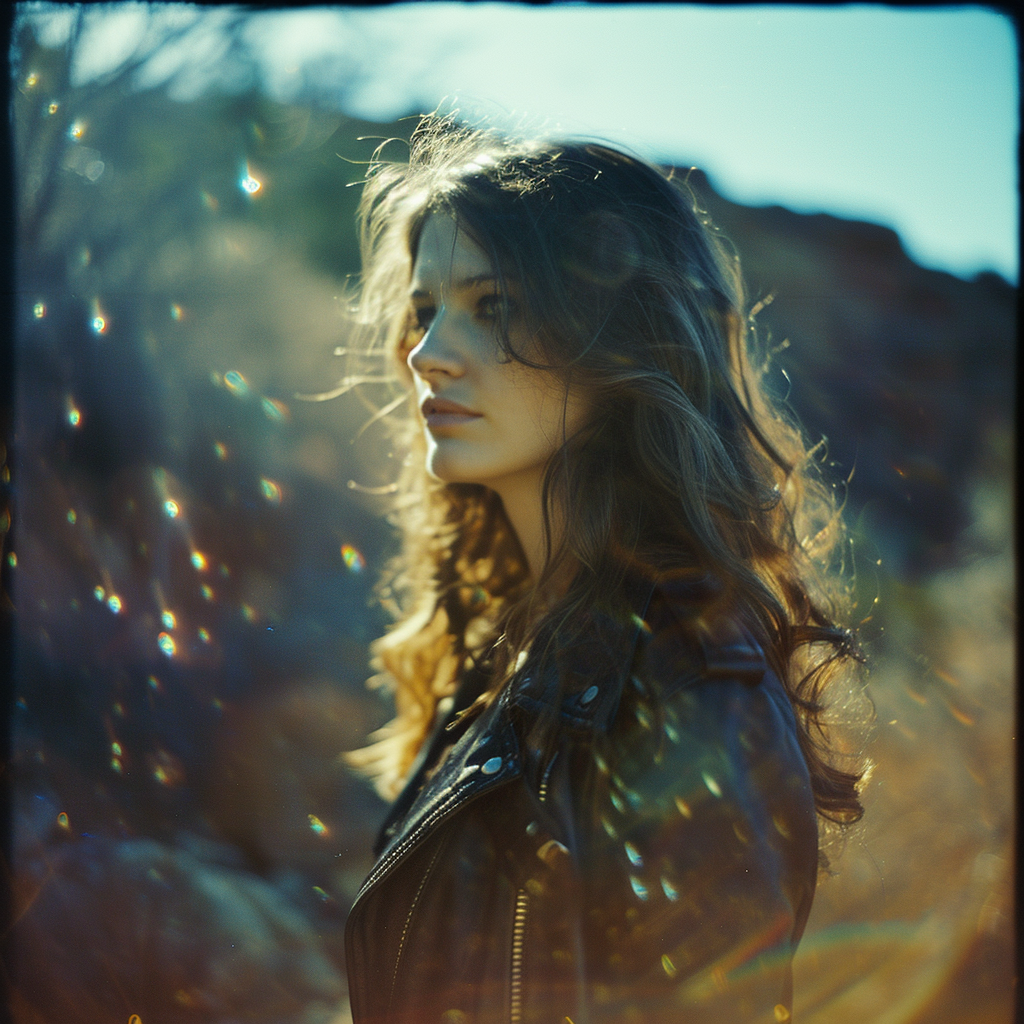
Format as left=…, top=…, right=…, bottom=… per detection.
left=403, top=213, right=590, bottom=499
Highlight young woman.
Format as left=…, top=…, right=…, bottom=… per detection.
left=342, top=114, right=865, bottom=1024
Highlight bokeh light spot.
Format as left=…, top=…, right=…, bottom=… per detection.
left=200, top=584, right=213, bottom=601
left=239, top=166, right=262, bottom=194
left=948, top=703, right=976, bottom=727
left=259, top=478, right=282, bottom=504
left=67, top=509, right=76, bottom=524
left=148, top=675, right=163, bottom=693
left=111, top=742, right=122, bottom=757
left=93, top=586, right=105, bottom=602
left=308, top=814, right=328, bottom=836
left=129, top=1015, right=143, bottom=1024
left=198, top=627, right=210, bottom=643
left=57, top=812, right=70, bottom=830
left=150, top=749, right=185, bottom=787
left=67, top=405, right=82, bottom=427
left=161, top=611, right=176, bottom=630
left=90, top=297, right=108, bottom=333
left=163, top=499, right=180, bottom=518
left=213, top=441, right=228, bottom=460
left=224, top=370, right=249, bottom=396
left=6, top=553, right=16, bottom=568
left=342, top=543, right=366, bottom=573
left=26, top=72, right=38, bottom=88
left=169, top=303, right=183, bottom=321
left=69, top=120, right=84, bottom=139
left=629, top=876, right=648, bottom=900
left=190, top=551, right=207, bottom=571
left=47, top=101, right=58, bottom=115
left=107, top=594, right=122, bottom=614
left=33, top=302, right=45, bottom=318
left=241, top=603, right=256, bottom=623
left=702, top=771, right=722, bottom=797
left=157, top=632, right=176, bottom=657
left=261, top=397, right=288, bottom=421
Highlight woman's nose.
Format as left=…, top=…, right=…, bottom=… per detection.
left=408, top=312, right=464, bottom=380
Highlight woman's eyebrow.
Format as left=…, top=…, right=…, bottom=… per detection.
left=409, top=274, right=500, bottom=299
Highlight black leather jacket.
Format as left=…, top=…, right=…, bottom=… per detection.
left=345, top=579, right=819, bottom=1024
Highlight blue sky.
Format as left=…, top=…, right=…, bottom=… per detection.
left=24, top=2, right=1019, bottom=282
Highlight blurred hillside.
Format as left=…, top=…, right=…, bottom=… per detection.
left=4, top=19, right=1015, bottom=1024
left=688, top=173, right=1014, bottom=579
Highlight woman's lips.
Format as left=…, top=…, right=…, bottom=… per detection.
left=421, top=396, right=483, bottom=428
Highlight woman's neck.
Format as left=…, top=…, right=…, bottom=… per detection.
left=491, top=476, right=575, bottom=601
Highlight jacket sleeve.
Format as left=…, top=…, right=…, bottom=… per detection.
left=546, top=621, right=820, bottom=1024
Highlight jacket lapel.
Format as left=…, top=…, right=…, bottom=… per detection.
left=361, top=578, right=657, bottom=893
left=365, top=688, right=522, bottom=888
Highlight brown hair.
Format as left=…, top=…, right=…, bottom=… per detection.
left=345, top=113, right=866, bottom=838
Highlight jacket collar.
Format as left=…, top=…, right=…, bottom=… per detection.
left=368, top=686, right=521, bottom=874
left=507, top=576, right=657, bottom=735
left=368, top=577, right=657, bottom=868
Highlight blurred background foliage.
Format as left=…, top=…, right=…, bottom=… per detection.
left=4, top=10, right=1015, bottom=1024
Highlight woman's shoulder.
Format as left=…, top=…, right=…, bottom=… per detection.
left=511, top=570, right=809, bottom=794
left=586, top=571, right=812, bottom=817
left=640, top=574, right=770, bottom=690
left=554, top=581, right=819, bottom=1018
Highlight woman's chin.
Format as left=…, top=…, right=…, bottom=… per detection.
left=424, top=443, right=492, bottom=487
left=425, top=458, right=480, bottom=486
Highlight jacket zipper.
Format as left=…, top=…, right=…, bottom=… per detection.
left=510, top=753, right=558, bottom=1024
left=509, top=888, right=530, bottom=1024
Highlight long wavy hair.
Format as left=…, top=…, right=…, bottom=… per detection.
left=345, top=113, right=865, bottom=837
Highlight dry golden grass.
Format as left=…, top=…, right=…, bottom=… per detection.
left=794, top=455, right=1015, bottom=1023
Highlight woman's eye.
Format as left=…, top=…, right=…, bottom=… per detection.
left=476, top=294, right=515, bottom=323
left=477, top=295, right=499, bottom=320
left=413, top=305, right=436, bottom=332
left=397, top=305, right=433, bottom=361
